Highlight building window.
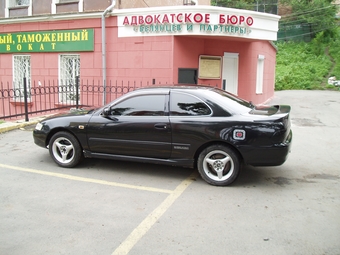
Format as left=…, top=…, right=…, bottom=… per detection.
left=13, top=55, right=31, bottom=101
left=52, top=0, right=83, bottom=14
left=6, top=0, right=32, bottom=17
left=59, top=55, right=80, bottom=104
left=256, top=55, right=265, bottom=94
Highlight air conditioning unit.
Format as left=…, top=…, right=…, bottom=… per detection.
left=16, top=0, right=29, bottom=6
left=183, top=0, right=198, bottom=5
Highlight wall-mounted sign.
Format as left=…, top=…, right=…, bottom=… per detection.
left=198, top=55, right=222, bottom=79
left=116, top=6, right=280, bottom=41
left=0, top=29, right=94, bottom=53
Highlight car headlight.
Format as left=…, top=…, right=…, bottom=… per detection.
left=35, top=122, right=43, bottom=131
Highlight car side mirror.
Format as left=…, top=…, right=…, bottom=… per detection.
left=102, top=107, right=110, bottom=117
left=102, top=107, right=119, bottom=121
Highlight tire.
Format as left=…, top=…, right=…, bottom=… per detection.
left=197, top=145, right=240, bottom=186
left=48, top=131, right=83, bottom=168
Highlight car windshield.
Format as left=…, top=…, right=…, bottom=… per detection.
left=207, top=88, right=253, bottom=114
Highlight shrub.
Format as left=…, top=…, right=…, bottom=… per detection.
left=275, top=29, right=340, bottom=90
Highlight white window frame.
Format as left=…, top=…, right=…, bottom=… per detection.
left=51, top=0, right=83, bottom=14
left=256, top=54, right=265, bottom=94
left=58, top=54, right=81, bottom=104
left=12, top=55, right=31, bottom=102
left=5, top=0, right=32, bottom=17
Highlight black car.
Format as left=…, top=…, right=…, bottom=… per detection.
left=33, top=86, right=292, bottom=186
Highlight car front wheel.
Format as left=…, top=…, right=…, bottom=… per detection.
left=49, top=131, right=83, bottom=168
left=197, top=145, right=240, bottom=186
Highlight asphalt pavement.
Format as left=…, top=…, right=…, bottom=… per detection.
left=0, top=90, right=339, bottom=255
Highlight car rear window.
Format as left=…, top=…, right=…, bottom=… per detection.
left=207, top=88, right=252, bottom=114
left=170, top=92, right=212, bottom=116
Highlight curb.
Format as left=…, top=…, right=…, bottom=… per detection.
left=0, top=116, right=50, bottom=134
left=0, top=120, right=39, bottom=134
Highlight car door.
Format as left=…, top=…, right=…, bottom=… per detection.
left=169, top=91, right=214, bottom=159
left=86, top=93, right=172, bottom=159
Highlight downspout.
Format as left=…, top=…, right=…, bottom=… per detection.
left=102, top=0, right=116, bottom=105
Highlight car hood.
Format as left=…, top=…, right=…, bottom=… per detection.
left=42, top=108, right=95, bottom=121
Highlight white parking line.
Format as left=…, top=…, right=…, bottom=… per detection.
left=0, top=163, right=198, bottom=254
left=0, top=163, right=173, bottom=194
left=112, top=171, right=198, bottom=255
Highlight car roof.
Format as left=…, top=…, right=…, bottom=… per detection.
left=108, top=85, right=219, bottom=107
left=108, top=84, right=251, bottom=115
left=135, top=84, right=216, bottom=91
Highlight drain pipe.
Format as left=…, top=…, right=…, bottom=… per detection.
left=102, top=0, right=116, bottom=105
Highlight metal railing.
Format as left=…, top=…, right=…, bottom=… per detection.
left=0, top=78, right=159, bottom=121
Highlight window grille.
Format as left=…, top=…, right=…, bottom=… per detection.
left=13, top=55, right=31, bottom=101
left=59, top=55, right=80, bottom=104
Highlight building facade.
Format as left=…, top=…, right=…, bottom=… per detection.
left=0, top=0, right=280, bottom=114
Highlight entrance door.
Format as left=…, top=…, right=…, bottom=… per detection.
left=222, top=53, right=239, bottom=95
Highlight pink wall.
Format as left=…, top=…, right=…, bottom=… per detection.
left=104, top=17, right=175, bottom=86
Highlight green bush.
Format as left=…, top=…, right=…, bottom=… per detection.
left=275, top=28, right=340, bottom=90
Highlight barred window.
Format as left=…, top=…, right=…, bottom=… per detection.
left=13, top=55, right=31, bottom=101
left=59, top=55, right=80, bottom=104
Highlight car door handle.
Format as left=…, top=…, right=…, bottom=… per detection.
left=154, top=123, right=168, bottom=129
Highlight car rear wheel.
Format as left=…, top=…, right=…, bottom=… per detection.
left=49, top=131, right=83, bottom=168
left=197, top=145, right=240, bottom=186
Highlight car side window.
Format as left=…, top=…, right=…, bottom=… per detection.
left=170, top=92, right=211, bottom=116
left=110, top=95, right=165, bottom=116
